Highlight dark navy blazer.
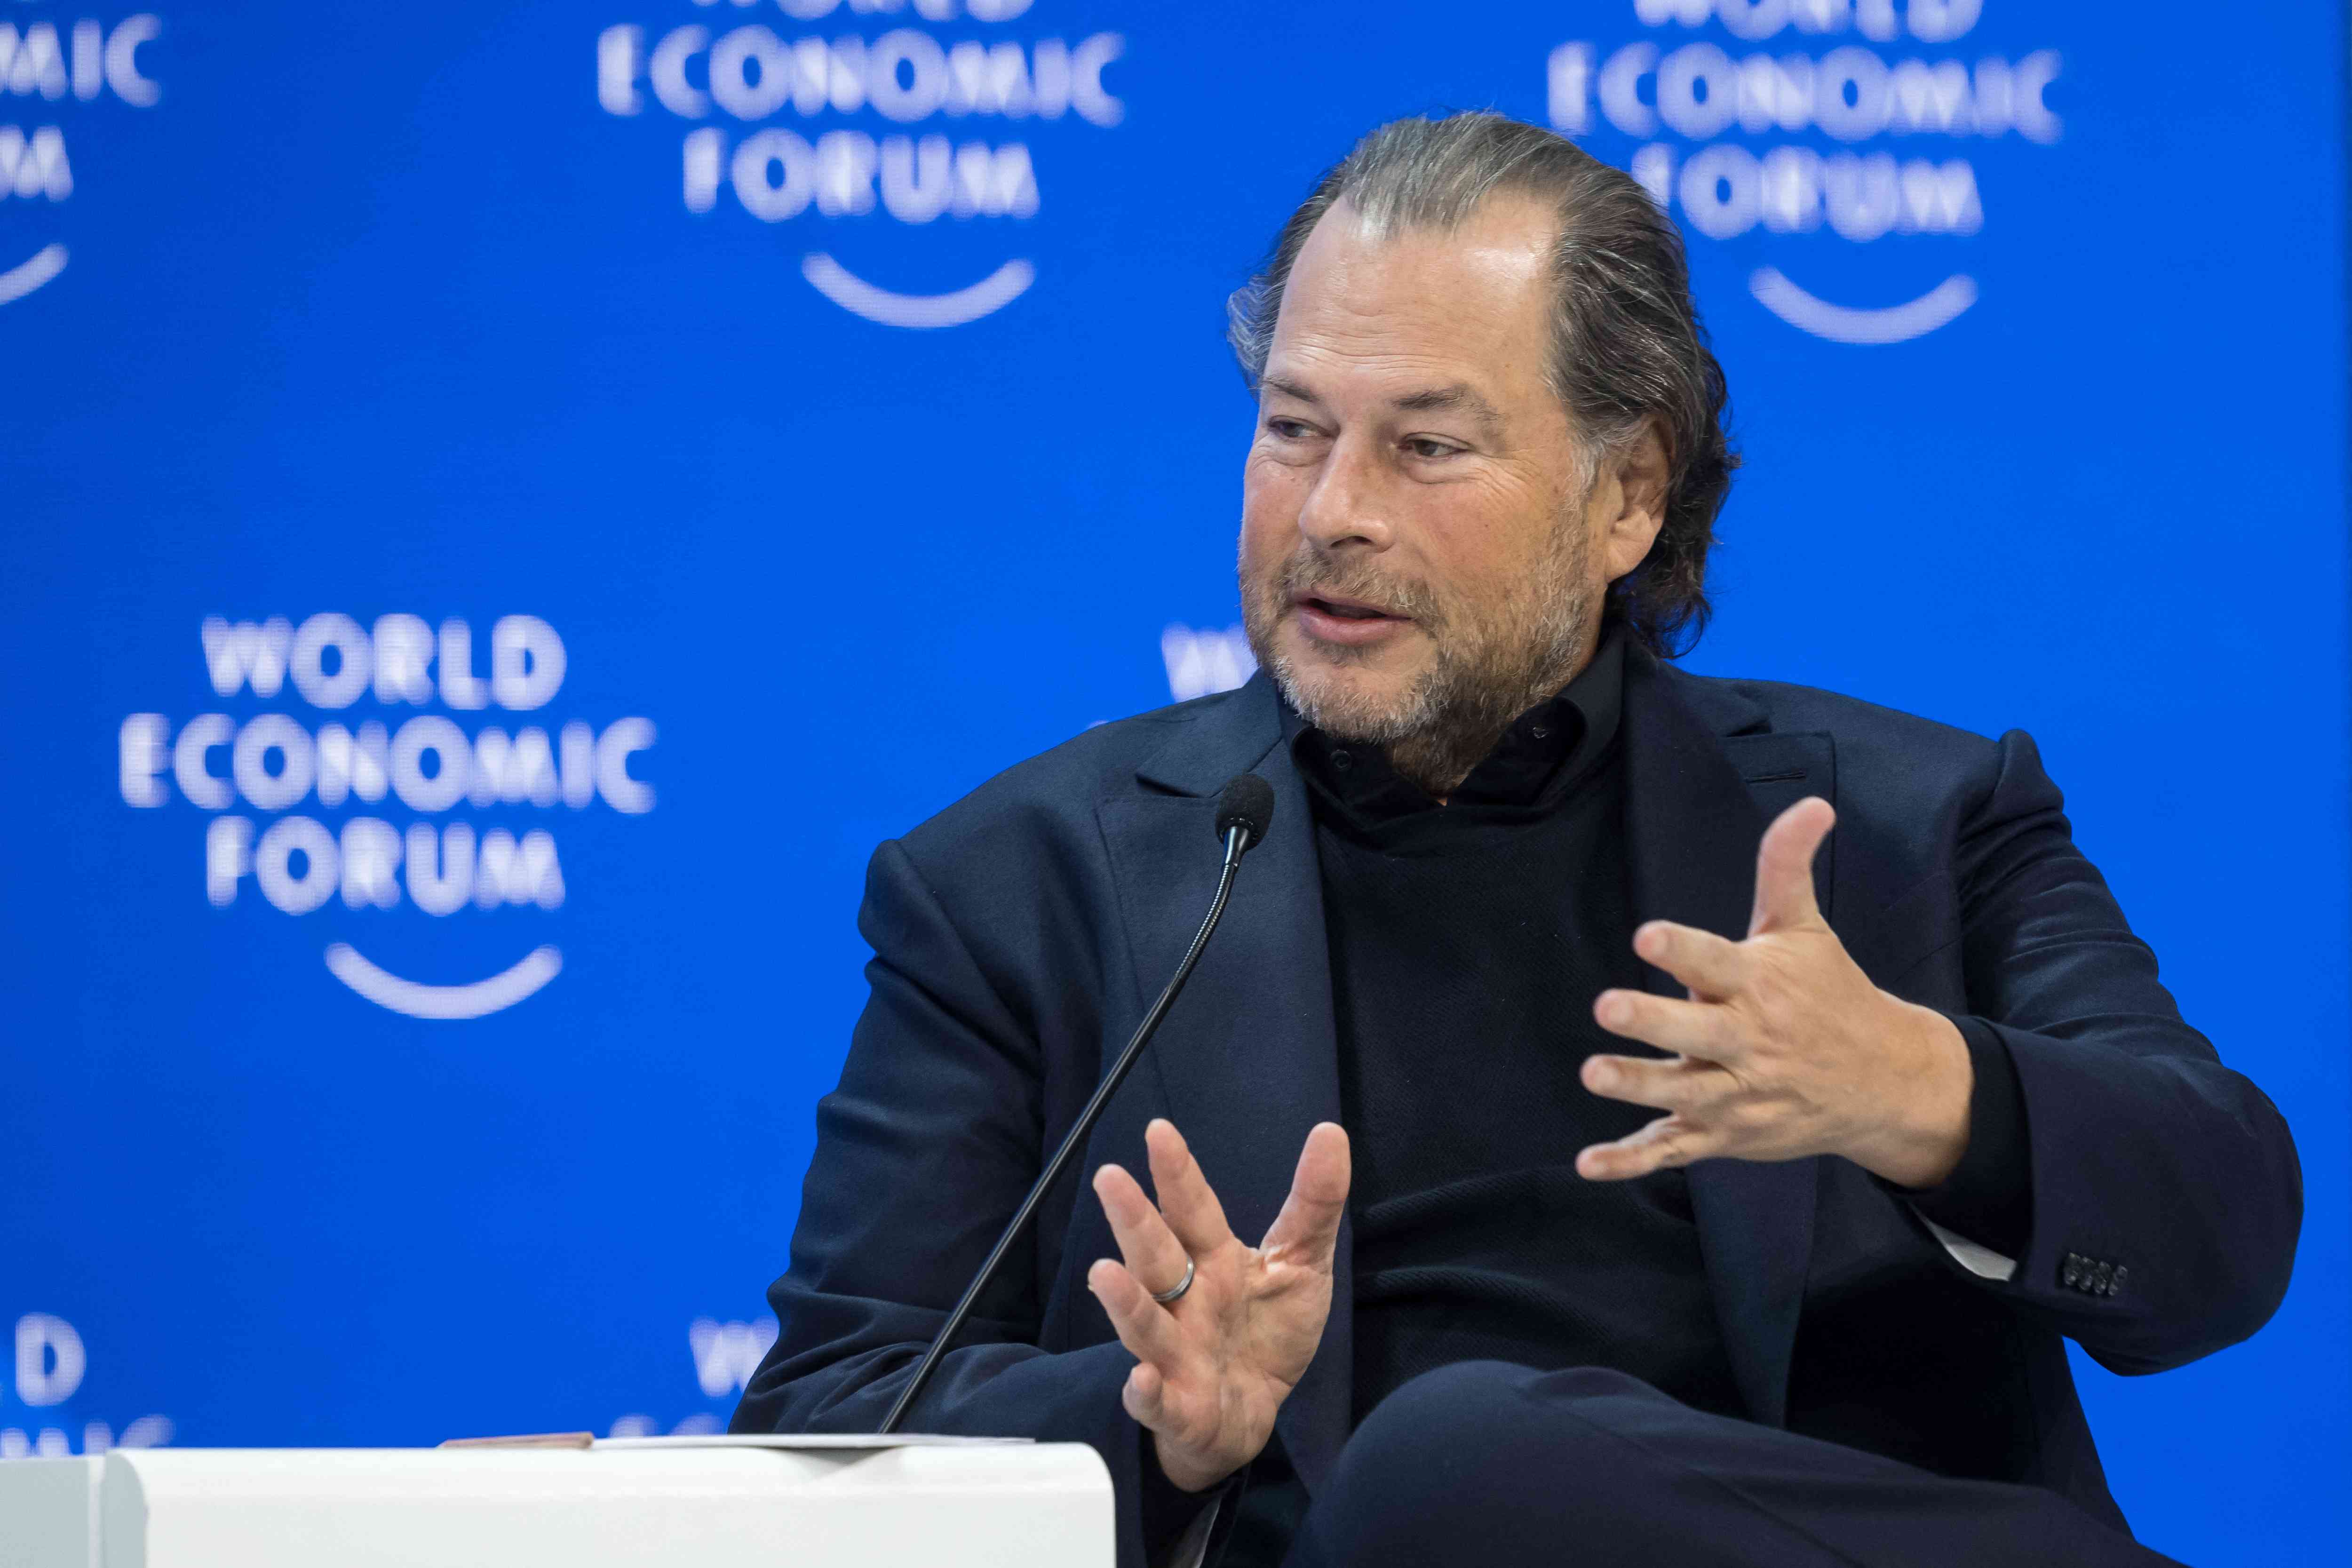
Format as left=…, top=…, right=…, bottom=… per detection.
left=733, top=645, right=2302, bottom=1568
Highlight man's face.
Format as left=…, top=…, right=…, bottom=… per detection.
left=1238, top=194, right=1659, bottom=782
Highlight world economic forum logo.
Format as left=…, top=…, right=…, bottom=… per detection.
left=1547, top=0, right=2061, bottom=344
left=593, top=0, right=1120, bottom=328
left=119, top=616, right=655, bottom=1020
left=0, top=6, right=162, bottom=308
left=0, top=1312, right=173, bottom=1461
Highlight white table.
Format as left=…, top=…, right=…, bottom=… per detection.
left=0, top=1437, right=1112, bottom=1568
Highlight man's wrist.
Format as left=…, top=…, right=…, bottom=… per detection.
left=1847, top=1002, right=1974, bottom=1189
left=1891, top=1017, right=2035, bottom=1258
left=1138, top=1428, right=1237, bottom=1566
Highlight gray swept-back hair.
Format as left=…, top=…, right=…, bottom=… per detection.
left=1227, top=112, right=1736, bottom=658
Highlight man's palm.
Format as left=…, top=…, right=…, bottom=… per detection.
left=1089, top=1118, right=1351, bottom=1493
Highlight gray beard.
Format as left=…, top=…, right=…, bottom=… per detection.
left=1241, top=521, right=1599, bottom=797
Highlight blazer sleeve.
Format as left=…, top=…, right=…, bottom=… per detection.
left=729, top=836, right=1171, bottom=1568
left=1947, top=728, right=2302, bottom=1373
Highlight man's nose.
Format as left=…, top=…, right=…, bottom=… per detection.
left=1295, top=435, right=1396, bottom=553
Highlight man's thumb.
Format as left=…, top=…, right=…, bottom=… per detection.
left=1264, top=1122, right=1351, bottom=1261
left=1750, top=797, right=1834, bottom=935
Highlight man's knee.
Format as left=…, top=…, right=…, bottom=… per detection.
left=1306, top=1361, right=1666, bottom=1563
left=1351, top=1361, right=1663, bottom=1471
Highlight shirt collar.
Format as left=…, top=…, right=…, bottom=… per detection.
left=1282, top=622, right=1628, bottom=830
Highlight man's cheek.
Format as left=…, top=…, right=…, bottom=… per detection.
left=1237, top=522, right=1293, bottom=598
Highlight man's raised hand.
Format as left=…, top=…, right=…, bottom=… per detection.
left=1579, top=796, right=1976, bottom=1189
left=1087, top=1118, right=1351, bottom=1494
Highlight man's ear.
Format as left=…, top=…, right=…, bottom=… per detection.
left=1598, top=422, right=1671, bottom=581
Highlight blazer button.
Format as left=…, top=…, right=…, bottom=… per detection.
left=2107, top=1265, right=2128, bottom=1297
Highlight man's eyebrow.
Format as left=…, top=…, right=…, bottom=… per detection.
left=1260, top=375, right=1323, bottom=406
left=1259, top=376, right=1504, bottom=436
left=1393, top=382, right=1503, bottom=434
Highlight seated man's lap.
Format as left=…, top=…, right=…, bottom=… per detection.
left=1279, top=1362, right=2180, bottom=1568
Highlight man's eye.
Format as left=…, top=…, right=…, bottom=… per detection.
left=1267, top=418, right=1316, bottom=440
left=1406, top=438, right=1459, bottom=459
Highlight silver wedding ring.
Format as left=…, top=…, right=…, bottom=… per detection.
left=1150, top=1255, right=1196, bottom=1305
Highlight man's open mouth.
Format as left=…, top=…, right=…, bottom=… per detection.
left=1298, top=595, right=1401, bottom=621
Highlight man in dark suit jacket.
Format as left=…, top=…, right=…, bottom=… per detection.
left=733, top=113, right=2300, bottom=1567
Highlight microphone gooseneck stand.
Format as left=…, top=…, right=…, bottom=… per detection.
left=877, top=776, right=1274, bottom=1435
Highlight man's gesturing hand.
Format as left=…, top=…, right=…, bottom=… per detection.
left=1580, top=796, right=1975, bottom=1190
left=1087, top=1118, right=1350, bottom=1494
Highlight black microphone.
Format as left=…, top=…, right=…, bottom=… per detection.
left=877, top=773, right=1277, bottom=1434
left=1212, top=773, right=1274, bottom=859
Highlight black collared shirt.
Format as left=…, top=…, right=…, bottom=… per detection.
left=1280, top=628, right=1747, bottom=1431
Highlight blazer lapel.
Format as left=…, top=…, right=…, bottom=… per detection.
left=1622, top=647, right=1822, bottom=1428
left=1096, top=675, right=1353, bottom=1492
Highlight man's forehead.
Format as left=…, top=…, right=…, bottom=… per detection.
left=1264, top=198, right=1556, bottom=408
left=1259, top=302, right=1540, bottom=427
left=1293, top=194, right=1557, bottom=300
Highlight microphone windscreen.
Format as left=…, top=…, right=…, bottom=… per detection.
left=1213, top=774, right=1277, bottom=849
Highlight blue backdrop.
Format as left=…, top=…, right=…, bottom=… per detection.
left=3, top=2, right=2344, bottom=1560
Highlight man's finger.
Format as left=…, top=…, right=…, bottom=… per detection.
left=1121, top=1360, right=1170, bottom=1433
left=1633, top=920, right=1750, bottom=1000
left=1087, top=1257, right=1186, bottom=1367
left=1144, top=1119, right=1238, bottom=1260
left=1260, top=1121, right=1351, bottom=1265
left=1592, top=989, right=1738, bottom=1059
left=1582, top=1053, right=1735, bottom=1115
left=1750, top=796, right=1835, bottom=936
left=1093, top=1162, right=1194, bottom=1301
left=1575, top=1115, right=1722, bottom=1182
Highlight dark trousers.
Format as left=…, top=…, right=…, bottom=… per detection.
left=1278, top=1363, right=2184, bottom=1568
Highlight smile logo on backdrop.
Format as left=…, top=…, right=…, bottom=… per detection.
left=119, top=616, right=656, bottom=1020
left=0, top=7, right=162, bottom=308
left=1547, top=0, right=2060, bottom=344
left=594, top=0, right=1121, bottom=328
